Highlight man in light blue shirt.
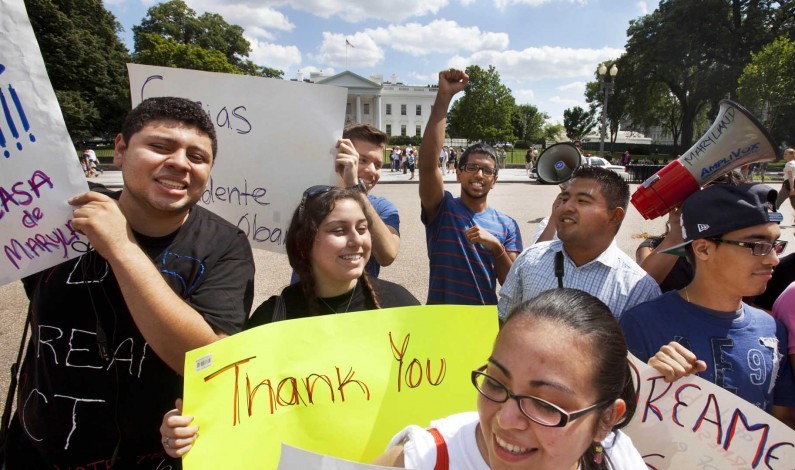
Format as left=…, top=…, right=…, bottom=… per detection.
left=498, top=165, right=660, bottom=321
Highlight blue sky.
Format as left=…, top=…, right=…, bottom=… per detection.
left=104, top=0, right=653, bottom=124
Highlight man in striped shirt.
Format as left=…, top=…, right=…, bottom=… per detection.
left=419, top=68, right=523, bottom=305
left=498, top=165, right=660, bottom=320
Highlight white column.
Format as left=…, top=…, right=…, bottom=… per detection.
left=355, top=95, right=362, bottom=124
left=374, top=95, right=382, bottom=130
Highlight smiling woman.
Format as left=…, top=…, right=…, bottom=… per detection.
left=373, top=289, right=645, bottom=470
left=159, top=185, right=420, bottom=458
left=243, top=186, right=420, bottom=327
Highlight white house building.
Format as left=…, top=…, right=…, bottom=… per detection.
left=297, top=71, right=438, bottom=138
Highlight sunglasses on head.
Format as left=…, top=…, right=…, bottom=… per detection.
left=298, top=185, right=334, bottom=216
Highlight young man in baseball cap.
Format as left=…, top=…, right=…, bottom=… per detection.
left=620, top=183, right=795, bottom=426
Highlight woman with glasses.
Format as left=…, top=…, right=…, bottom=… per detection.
left=374, top=289, right=645, bottom=470
left=159, top=185, right=419, bottom=457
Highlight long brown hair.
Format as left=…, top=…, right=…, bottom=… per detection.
left=286, top=187, right=381, bottom=314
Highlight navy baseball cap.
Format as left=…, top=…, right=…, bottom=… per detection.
left=661, top=183, right=783, bottom=256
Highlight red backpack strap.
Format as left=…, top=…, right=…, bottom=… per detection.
left=427, top=428, right=449, bottom=470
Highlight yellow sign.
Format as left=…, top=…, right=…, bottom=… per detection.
left=182, top=305, right=498, bottom=469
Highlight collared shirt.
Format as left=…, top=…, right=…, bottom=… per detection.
left=497, top=239, right=661, bottom=320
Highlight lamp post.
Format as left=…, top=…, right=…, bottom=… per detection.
left=598, top=63, right=618, bottom=158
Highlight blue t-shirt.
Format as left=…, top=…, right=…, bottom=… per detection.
left=423, top=191, right=523, bottom=305
left=620, top=291, right=795, bottom=411
left=365, top=194, right=400, bottom=278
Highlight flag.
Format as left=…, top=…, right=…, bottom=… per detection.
left=346, top=39, right=354, bottom=48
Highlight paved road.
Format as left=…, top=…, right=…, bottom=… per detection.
left=2, top=177, right=793, bottom=411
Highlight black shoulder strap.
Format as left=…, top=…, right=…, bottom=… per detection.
left=0, top=301, right=32, bottom=446
left=555, top=251, right=565, bottom=289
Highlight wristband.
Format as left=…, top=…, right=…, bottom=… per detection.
left=348, top=180, right=367, bottom=193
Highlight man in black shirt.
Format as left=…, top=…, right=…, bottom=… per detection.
left=5, top=97, right=255, bottom=469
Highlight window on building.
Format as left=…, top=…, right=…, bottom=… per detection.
left=401, top=104, right=406, bottom=115
left=386, top=124, right=392, bottom=136
left=401, top=124, right=407, bottom=136
left=415, top=125, right=421, bottom=137
left=363, top=103, right=370, bottom=115
left=346, top=103, right=351, bottom=115
left=416, top=105, right=422, bottom=116
left=386, top=104, right=392, bottom=115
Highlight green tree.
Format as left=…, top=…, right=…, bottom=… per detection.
left=511, top=103, right=549, bottom=143
left=563, top=106, right=596, bottom=141
left=623, top=0, right=792, bottom=151
left=132, top=0, right=283, bottom=77
left=24, top=0, right=131, bottom=140
left=447, top=65, right=516, bottom=143
left=543, top=123, right=564, bottom=142
left=737, top=36, right=795, bottom=143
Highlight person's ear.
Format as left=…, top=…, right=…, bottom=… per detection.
left=692, top=239, right=712, bottom=260
left=594, top=399, right=627, bottom=441
left=608, top=206, right=625, bottom=227
left=113, top=133, right=126, bottom=167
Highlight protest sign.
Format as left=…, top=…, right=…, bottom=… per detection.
left=0, top=0, right=88, bottom=286
left=626, top=355, right=795, bottom=469
left=127, top=64, right=348, bottom=253
left=181, top=305, right=497, bottom=469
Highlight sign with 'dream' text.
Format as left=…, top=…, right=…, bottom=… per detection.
left=626, top=355, right=795, bottom=469
left=0, top=0, right=89, bottom=286
left=127, top=64, right=347, bottom=253
left=182, top=306, right=498, bottom=469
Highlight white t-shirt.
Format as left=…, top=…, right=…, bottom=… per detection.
left=387, top=412, right=646, bottom=470
left=784, top=160, right=795, bottom=182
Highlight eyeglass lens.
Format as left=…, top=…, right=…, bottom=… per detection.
left=464, top=164, right=495, bottom=176
left=472, top=372, right=562, bottom=426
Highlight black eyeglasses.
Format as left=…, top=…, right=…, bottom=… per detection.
left=299, top=185, right=334, bottom=215
left=462, top=163, right=497, bottom=177
left=705, top=238, right=788, bottom=256
left=471, top=366, right=610, bottom=428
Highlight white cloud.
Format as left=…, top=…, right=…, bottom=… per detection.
left=407, top=71, right=437, bottom=83
left=514, top=89, right=536, bottom=104
left=557, top=81, right=586, bottom=92
left=636, top=1, right=649, bottom=15
left=311, top=32, right=384, bottom=68
left=248, top=38, right=302, bottom=70
left=189, top=1, right=294, bottom=40
left=548, top=96, right=584, bottom=107
left=365, top=19, right=509, bottom=56
left=299, top=65, right=336, bottom=76
left=193, top=0, right=449, bottom=23
left=493, top=0, right=587, bottom=9
left=448, top=45, right=624, bottom=81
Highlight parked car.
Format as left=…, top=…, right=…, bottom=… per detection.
left=585, top=156, right=629, bottom=180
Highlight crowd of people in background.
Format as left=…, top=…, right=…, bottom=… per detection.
left=5, top=67, right=795, bottom=470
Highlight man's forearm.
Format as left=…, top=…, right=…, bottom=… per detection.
left=107, top=245, right=224, bottom=374
left=419, top=94, right=452, bottom=173
left=365, top=201, right=400, bottom=266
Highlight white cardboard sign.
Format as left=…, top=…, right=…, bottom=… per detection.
left=0, top=0, right=88, bottom=286
left=626, top=354, right=795, bottom=469
left=127, top=64, right=347, bottom=252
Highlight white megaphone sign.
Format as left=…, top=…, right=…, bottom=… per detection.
left=631, top=100, right=778, bottom=220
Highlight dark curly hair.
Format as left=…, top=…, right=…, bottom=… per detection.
left=286, top=187, right=381, bottom=314
left=120, top=97, right=217, bottom=160
left=459, top=142, right=499, bottom=172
